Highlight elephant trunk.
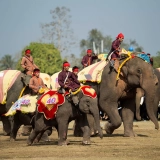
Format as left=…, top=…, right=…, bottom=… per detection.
left=141, top=79, right=159, bottom=129
left=89, top=107, right=103, bottom=139
left=144, top=92, right=159, bottom=129
left=135, top=88, right=144, bottom=121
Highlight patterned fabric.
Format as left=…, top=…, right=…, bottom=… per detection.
left=39, top=73, right=51, bottom=88
left=0, top=70, right=21, bottom=104
left=5, top=94, right=38, bottom=116
left=80, top=86, right=97, bottom=99
left=37, top=90, right=65, bottom=120
left=71, top=85, right=97, bottom=99
left=136, top=54, right=150, bottom=63
left=78, top=60, right=108, bottom=83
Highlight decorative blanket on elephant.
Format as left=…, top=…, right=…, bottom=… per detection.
left=37, top=90, right=65, bottom=120
left=78, top=60, right=108, bottom=83
left=39, top=73, right=51, bottom=88
left=72, top=85, right=97, bottom=99
left=0, top=70, right=21, bottom=104
left=4, top=94, right=38, bottom=116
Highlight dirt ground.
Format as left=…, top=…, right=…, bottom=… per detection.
left=0, top=120, right=160, bottom=160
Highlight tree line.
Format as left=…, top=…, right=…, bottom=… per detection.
left=0, top=6, right=160, bottom=74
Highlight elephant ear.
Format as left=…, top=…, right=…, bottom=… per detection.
left=21, top=74, right=31, bottom=86
left=121, top=66, right=128, bottom=77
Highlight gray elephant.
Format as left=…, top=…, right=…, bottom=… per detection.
left=0, top=71, right=31, bottom=137
left=27, top=87, right=103, bottom=146
left=135, top=68, right=160, bottom=121
left=76, top=54, right=159, bottom=137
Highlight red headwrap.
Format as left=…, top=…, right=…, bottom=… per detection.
left=87, top=49, right=92, bottom=54
left=25, top=49, right=31, bottom=54
left=116, top=33, right=124, bottom=39
left=73, top=68, right=79, bottom=72
left=63, top=62, right=70, bottom=67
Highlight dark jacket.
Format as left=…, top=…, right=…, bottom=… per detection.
left=109, top=39, right=121, bottom=53
left=81, top=55, right=97, bottom=67
left=58, top=71, right=80, bottom=91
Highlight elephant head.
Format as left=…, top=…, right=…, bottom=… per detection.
left=21, top=74, right=31, bottom=86
left=121, top=56, right=159, bottom=129
left=77, top=92, right=103, bottom=139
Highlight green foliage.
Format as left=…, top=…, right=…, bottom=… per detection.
left=16, top=42, right=63, bottom=75
left=153, top=51, right=160, bottom=68
left=0, top=55, right=16, bottom=70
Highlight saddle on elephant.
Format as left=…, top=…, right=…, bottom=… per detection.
left=0, top=70, right=21, bottom=104
left=37, top=85, right=97, bottom=120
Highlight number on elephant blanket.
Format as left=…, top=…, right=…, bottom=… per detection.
left=46, top=97, right=56, bottom=104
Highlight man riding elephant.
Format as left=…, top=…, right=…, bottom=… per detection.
left=29, top=68, right=47, bottom=95
left=81, top=49, right=98, bottom=68
left=58, top=61, right=80, bottom=107
left=107, top=33, right=124, bottom=68
left=21, top=49, right=39, bottom=76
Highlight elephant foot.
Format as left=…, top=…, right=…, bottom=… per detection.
left=10, top=138, right=16, bottom=142
left=22, top=125, right=32, bottom=136
left=27, top=139, right=33, bottom=146
left=58, top=140, right=70, bottom=146
left=82, top=140, right=91, bottom=145
left=40, top=133, right=50, bottom=142
left=91, top=130, right=98, bottom=137
left=3, top=130, right=10, bottom=136
left=104, top=123, right=114, bottom=135
left=124, top=131, right=137, bottom=137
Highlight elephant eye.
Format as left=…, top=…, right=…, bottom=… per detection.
left=137, top=68, right=142, bottom=74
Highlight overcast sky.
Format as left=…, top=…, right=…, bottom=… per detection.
left=0, top=0, right=160, bottom=58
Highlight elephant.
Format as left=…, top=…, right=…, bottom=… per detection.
left=0, top=70, right=52, bottom=141
left=0, top=71, right=31, bottom=136
left=76, top=54, right=159, bottom=137
left=27, top=88, right=103, bottom=146
left=135, top=68, right=160, bottom=121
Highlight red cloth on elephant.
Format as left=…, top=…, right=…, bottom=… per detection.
left=21, top=56, right=38, bottom=75
left=37, top=90, right=65, bottom=120
left=58, top=71, right=80, bottom=91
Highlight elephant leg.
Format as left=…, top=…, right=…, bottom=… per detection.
left=57, top=119, right=69, bottom=146
left=27, top=113, right=46, bottom=145
left=9, top=116, right=21, bottom=141
left=101, top=101, right=122, bottom=135
left=1, top=116, right=11, bottom=136
left=34, top=127, right=52, bottom=143
left=73, top=117, right=83, bottom=137
left=121, top=98, right=136, bottom=137
left=22, top=125, right=32, bottom=136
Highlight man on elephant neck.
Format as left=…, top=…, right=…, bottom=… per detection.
left=29, top=68, right=46, bottom=95
left=106, top=33, right=124, bottom=68
left=58, top=62, right=80, bottom=107
left=81, top=49, right=98, bottom=68
left=21, top=49, right=39, bottom=76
